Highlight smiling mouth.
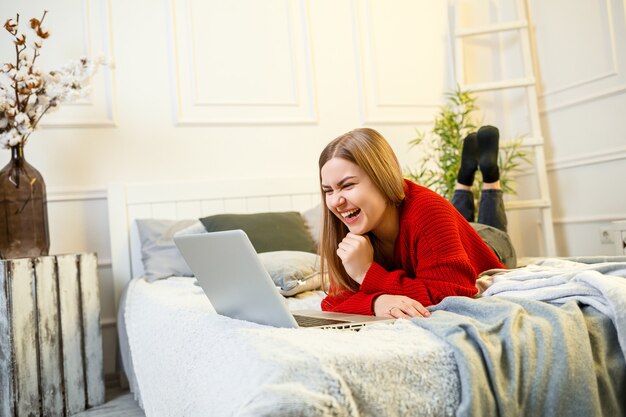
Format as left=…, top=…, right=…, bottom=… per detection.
left=340, top=208, right=361, bottom=222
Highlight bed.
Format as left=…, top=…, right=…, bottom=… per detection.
left=108, top=177, right=626, bottom=417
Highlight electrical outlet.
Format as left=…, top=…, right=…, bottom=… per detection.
left=600, top=228, right=614, bottom=244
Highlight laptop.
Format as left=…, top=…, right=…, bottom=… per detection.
left=174, top=229, right=394, bottom=330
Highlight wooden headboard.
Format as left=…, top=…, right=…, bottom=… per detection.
left=107, top=177, right=320, bottom=310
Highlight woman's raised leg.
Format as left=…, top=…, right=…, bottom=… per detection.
left=475, top=126, right=507, bottom=232
left=452, top=132, right=478, bottom=222
left=453, top=126, right=516, bottom=267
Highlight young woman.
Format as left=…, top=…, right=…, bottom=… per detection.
left=319, top=127, right=515, bottom=319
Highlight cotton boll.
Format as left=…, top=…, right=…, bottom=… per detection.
left=16, top=125, right=32, bottom=136
left=0, top=129, right=19, bottom=147
left=14, top=112, right=29, bottom=125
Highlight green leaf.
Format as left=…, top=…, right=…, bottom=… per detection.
left=404, top=88, right=527, bottom=201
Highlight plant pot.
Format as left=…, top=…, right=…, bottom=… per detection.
left=0, top=144, right=50, bottom=259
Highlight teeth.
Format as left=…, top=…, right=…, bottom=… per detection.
left=341, top=209, right=359, bottom=218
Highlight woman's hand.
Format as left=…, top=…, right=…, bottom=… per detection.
left=336, top=233, right=373, bottom=284
left=373, top=294, right=431, bottom=319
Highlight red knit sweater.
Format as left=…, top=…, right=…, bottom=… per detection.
left=321, top=180, right=505, bottom=315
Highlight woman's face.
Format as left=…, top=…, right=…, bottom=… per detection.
left=321, top=157, right=390, bottom=236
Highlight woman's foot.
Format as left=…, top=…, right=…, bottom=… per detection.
left=457, top=132, right=479, bottom=186
left=477, top=125, right=500, bottom=183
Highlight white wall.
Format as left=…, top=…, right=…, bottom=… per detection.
left=0, top=0, right=451, bottom=377
left=455, top=0, right=626, bottom=257
left=3, top=0, right=624, bottom=379
left=530, top=0, right=626, bottom=256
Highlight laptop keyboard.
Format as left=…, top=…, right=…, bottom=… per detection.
left=293, top=314, right=350, bottom=328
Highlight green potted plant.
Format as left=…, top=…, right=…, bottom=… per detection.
left=405, top=87, right=529, bottom=202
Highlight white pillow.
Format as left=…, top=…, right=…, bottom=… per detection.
left=258, top=251, right=323, bottom=296
left=301, top=203, right=322, bottom=247
left=174, top=220, right=207, bottom=237
left=135, top=218, right=197, bottom=281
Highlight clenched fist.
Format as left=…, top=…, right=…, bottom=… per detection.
left=336, top=232, right=373, bottom=284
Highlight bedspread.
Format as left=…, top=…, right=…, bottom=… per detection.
left=123, top=259, right=626, bottom=417
left=480, top=258, right=626, bottom=356
left=414, top=297, right=626, bottom=417
left=124, top=277, right=461, bottom=417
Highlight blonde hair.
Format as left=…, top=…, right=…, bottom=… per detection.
left=318, top=128, right=405, bottom=293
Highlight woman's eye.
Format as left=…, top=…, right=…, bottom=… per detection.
left=343, top=183, right=355, bottom=189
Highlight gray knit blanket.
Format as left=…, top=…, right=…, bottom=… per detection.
left=413, top=259, right=626, bottom=417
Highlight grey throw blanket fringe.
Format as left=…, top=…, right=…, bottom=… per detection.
left=412, top=296, right=626, bottom=417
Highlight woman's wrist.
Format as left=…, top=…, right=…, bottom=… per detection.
left=351, top=262, right=372, bottom=285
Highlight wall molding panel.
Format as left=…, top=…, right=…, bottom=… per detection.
left=541, top=71, right=617, bottom=99
left=553, top=213, right=626, bottom=224
left=47, top=187, right=107, bottom=202
left=540, top=0, right=619, bottom=98
left=546, top=145, right=626, bottom=171
left=515, top=145, right=626, bottom=178
left=536, top=0, right=625, bottom=112
left=168, top=0, right=317, bottom=125
left=352, top=0, right=447, bottom=124
left=39, top=0, right=117, bottom=128
left=539, top=83, right=626, bottom=113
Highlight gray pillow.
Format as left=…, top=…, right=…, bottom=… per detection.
left=135, top=218, right=197, bottom=281
left=257, top=251, right=323, bottom=296
left=199, top=212, right=316, bottom=254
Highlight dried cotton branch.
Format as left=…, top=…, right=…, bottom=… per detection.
left=0, top=11, right=103, bottom=148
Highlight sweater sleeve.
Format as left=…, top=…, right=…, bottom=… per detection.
left=320, top=281, right=383, bottom=315
left=359, top=199, right=480, bottom=307
left=360, top=259, right=477, bottom=307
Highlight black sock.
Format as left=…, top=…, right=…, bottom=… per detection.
left=478, top=125, right=500, bottom=183
left=457, top=132, right=478, bottom=186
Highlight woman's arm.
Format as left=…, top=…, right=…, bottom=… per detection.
left=321, top=282, right=384, bottom=315
left=359, top=207, right=482, bottom=307
left=322, top=279, right=434, bottom=317
left=360, top=259, right=478, bottom=307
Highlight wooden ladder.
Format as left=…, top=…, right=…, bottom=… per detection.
left=451, top=0, right=557, bottom=256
